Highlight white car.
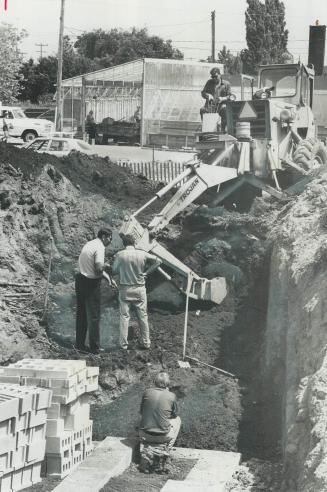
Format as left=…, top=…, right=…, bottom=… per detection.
left=23, top=137, right=96, bottom=157
left=0, top=106, right=54, bottom=142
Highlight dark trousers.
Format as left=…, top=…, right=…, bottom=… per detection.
left=75, top=273, right=101, bottom=351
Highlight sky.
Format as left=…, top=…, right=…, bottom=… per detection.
left=1, top=0, right=327, bottom=64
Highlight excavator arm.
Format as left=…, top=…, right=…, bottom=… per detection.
left=119, top=147, right=240, bottom=304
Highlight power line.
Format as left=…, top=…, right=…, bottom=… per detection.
left=35, top=43, right=48, bottom=60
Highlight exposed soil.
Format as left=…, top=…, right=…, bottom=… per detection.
left=101, top=460, right=196, bottom=492
left=0, top=142, right=285, bottom=489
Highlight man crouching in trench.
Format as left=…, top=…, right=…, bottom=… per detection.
left=139, top=372, right=181, bottom=450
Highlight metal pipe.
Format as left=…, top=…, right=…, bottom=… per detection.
left=185, top=356, right=236, bottom=378
left=182, top=275, right=192, bottom=361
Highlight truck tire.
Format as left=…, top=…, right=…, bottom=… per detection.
left=22, top=130, right=37, bottom=142
left=293, top=139, right=327, bottom=171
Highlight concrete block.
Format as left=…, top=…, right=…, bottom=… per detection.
left=31, top=462, right=42, bottom=484
left=0, top=451, right=12, bottom=473
left=46, top=418, right=65, bottom=437
left=52, top=392, right=77, bottom=405
left=26, top=439, right=46, bottom=463
left=77, top=369, right=87, bottom=384
left=86, top=367, right=99, bottom=378
left=16, top=428, right=32, bottom=448
left=0, top=394, right=20, bottom=422
left=72, top=429, right=83, bottom=445
left=52, top=385, right=78, bottom=401
left=24, top=377, right=42, bottom=387
left=72, top=450, right=83, bottom=469
left=64, top=404, right=90, bottom=430
left=0, top=385, right=36, bottom=413
left=21, top=464, right=34, bottom=489
left=31, top=424, right=46, bottom=443
left=66, top=395, right=89, bottom=416
left=12, top=468, right=23, bottom=491
left=47, top=402, right=63, bottom=419
left=83, top=440, right=94, bottom=460
left=83, top=421, right=93, bottom=441
left=76, top=381, right=86, bottom=398
left=0, top=435, right=16, bottom=455
left=16, top=412, right=30, bottom=432
left=46, top=431, right=73, bottom=454
left=0, top=376, right=20, bottom=385
left=0, top=471, right=12, bottom=492
left=48, top=376, right=78, bottom=389
left=35, top=388, right=52, bottom=410
left=0, top=419, right=15, bottom=438
left=11, top=446, right=26, bottom=470
left=85, top=380, right=98, bottom=393
left=29, top=409, right=47, bottom=428
left=45, top=452, right=73, bottom=478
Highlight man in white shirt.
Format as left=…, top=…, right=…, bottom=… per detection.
left=113, top=234, right=161, bottom=350
left=75, top=227, right=112, bottom=354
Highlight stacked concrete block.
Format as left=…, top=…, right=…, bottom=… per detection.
left=0, top=383, right=52, bottom=492
left=0, top=359, right=99, bottom=480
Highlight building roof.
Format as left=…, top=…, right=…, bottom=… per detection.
left=62, top=58, right=224, bottom=87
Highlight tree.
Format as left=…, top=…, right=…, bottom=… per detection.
left=19, top=36, right=101, bottom=103
left=0, top=23, right=26, bottom=103
left=18, top=29, right=183, bottom=103
left=217, top=46, right=242, bottom=74
left=74, top=27, right=183, bottom=66
left=241, top=0, right=289, bottom=74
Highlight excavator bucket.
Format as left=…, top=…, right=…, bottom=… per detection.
left=190, top=276, right=227, bottom=304
left=206, top=277, right=227, bottom=304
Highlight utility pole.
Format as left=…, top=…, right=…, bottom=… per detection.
left=56, top=0, right=65, bottom=131
left=211, top=10, right=216, bottom=63
left=35, top=43, right=48, bottom=60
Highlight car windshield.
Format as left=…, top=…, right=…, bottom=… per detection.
left=49, top=139, right=69, bottom=151
left=260, top=67, right=298, bottom=97
left=13, top=109, right=26, bottom=119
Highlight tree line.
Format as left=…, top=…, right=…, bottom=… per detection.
left=0, top=0, right=290, bottom=104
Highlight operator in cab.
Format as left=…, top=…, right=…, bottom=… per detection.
left=200, top=67, right=232, bottom=132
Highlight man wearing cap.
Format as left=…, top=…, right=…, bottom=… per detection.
left=200, top=67, right=232, bottom=131
left=75, top=227, right=113, bottom=354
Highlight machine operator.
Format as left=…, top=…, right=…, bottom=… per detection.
left=200, top=67, right=232, bottom=132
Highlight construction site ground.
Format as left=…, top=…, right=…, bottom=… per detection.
left=2, top=141, right=324, bottom=491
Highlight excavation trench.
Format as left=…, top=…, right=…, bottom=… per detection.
left=1, top=145, right=305, bottom=490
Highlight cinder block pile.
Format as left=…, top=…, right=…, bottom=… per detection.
left=0, top=383, right=52, bottom=492
left=0, top=359, right=99, bottom=480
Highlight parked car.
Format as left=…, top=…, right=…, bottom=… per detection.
left=22, top=136, right=96, bottom=157
left=0, top=106, right=54, bottom=142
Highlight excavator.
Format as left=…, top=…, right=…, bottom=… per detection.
left=119, top=61, right=327, bottom=305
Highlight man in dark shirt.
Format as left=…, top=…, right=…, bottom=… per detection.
left=139, top=372, right=181, bottom=450
left=200, top=67, right=232, bottom=131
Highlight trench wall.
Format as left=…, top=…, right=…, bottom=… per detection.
left=263, top=176, right=327, bottom=492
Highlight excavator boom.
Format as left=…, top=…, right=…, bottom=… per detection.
left=119, top=151, right=241, bottom=304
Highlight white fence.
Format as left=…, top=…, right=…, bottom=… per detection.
left=117, top=159, right=187, bottom=183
